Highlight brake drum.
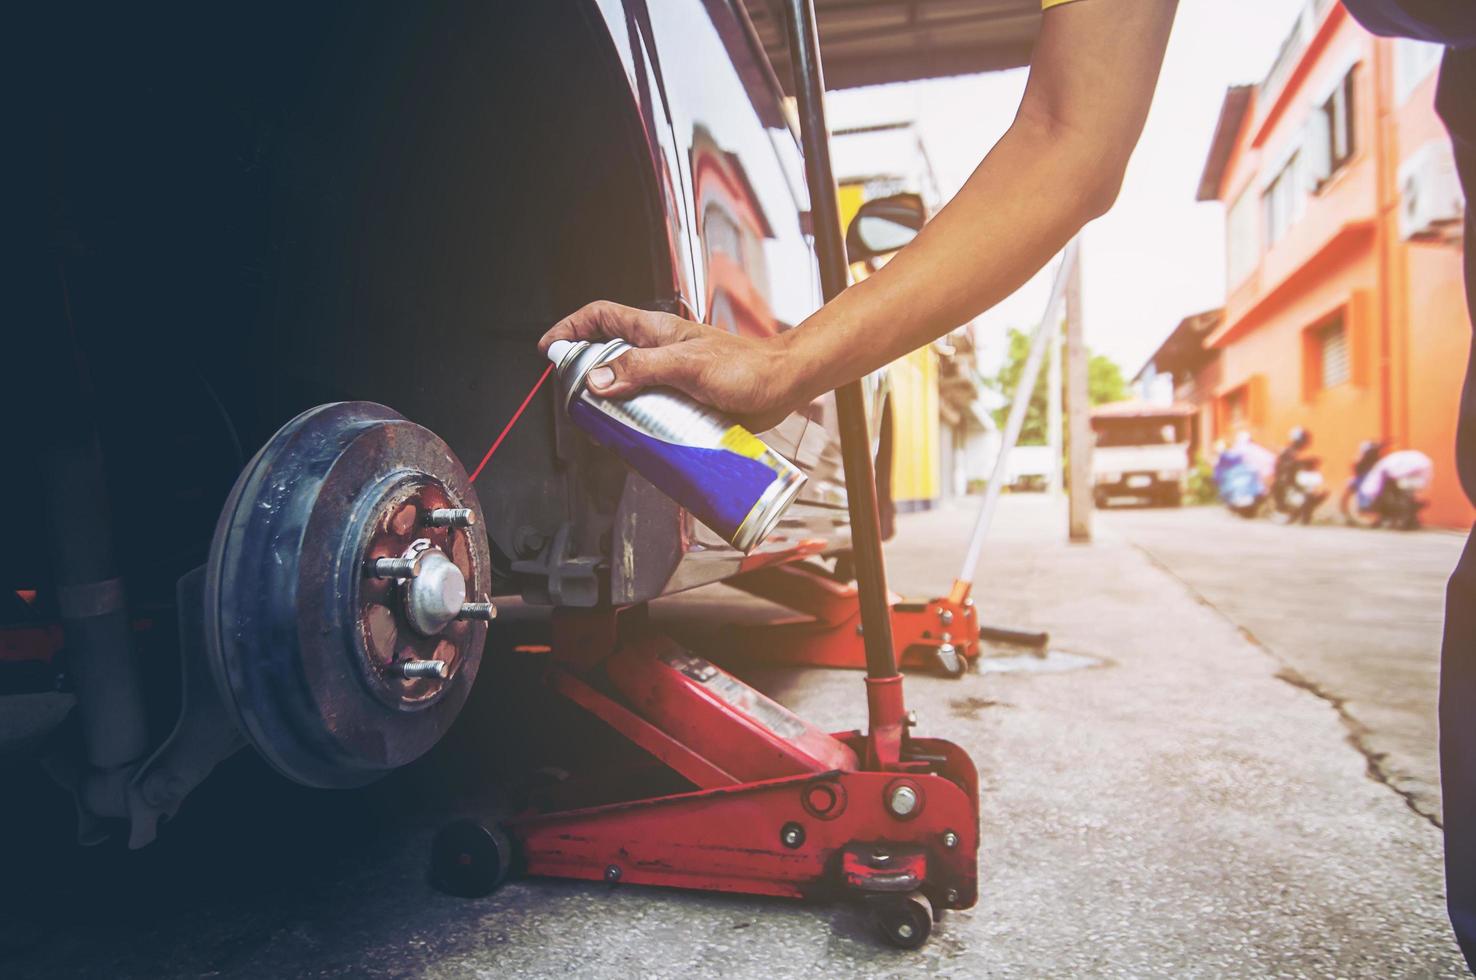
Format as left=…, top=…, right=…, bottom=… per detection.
left=205, top=402, right=492, bottom=788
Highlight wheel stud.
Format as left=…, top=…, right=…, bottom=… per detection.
left=368, top=555, right=421, bottom=579
left=457, top=600, right=497, bottom=621
left=425, top=508, right=476, bottom=528
left=392, top=659, right=449, bottom=679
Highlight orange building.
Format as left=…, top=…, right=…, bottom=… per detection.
left=1197, top=1, right=1471, bottom=528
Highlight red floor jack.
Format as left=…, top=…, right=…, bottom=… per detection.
left=431, top=604, right=980, bottom=948
left=727, top=563, right=1047, bottom=677
left=428, top=0, right=981, bottom=948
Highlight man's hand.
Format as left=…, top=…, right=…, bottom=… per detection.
left=539, top=301, right=801, bottom=431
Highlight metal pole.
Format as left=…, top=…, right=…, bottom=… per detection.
left=1065, top=248, right=1094, bottom=542
left=1046, top=310, right=1063, bottom=498
left=958, top=241, right=1077, bottom=586
left=781, top=0, right=899, bottom=682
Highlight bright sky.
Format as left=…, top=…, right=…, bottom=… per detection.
left=827, top=0, right=1303, bottom=378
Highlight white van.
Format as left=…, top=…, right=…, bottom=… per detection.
left=1089, top=401, right=1195, bottom=507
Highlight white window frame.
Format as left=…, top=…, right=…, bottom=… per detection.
left=1304, top=48, right=1362, bottom=188
left=1395, top=38, right=1443, bottom=105
left=1318, top=317, right=1350, bottom=390
left=1226, top=187, right=1260, bottom=287
left=1263, top=150, right=1306, bottom=249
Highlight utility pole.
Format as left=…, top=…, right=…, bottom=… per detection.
left=1065, top=248, right=1093, bottom=542
left=1046, top=312, right=1064, bottom=498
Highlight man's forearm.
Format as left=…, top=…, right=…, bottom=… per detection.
left=536, top=1, right=1175, bottom=423
left=780, top=117, right=1109, bottom=404
left=777, top=0, right=1177, bottom=409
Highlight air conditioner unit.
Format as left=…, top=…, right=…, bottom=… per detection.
left=1399, top=139, right=1465, bottom=241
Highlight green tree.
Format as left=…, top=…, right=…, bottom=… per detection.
left=985, top=325, right=1128, bottom=445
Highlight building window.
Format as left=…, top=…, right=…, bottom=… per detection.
left=1224, top=388, right=1248, bottom=433
left=1226, top=188, right=1259, bottom=286
left=1320, top=69, right=1356, bottom=177
left=1263, top=151, right=1304, bottom=248
left=1317, top=316, right=1350, bottom=389
left=1263, top=15, right=1306, bottom=98
left=703, top=203, right=745, bottom=264
left=1395, top=38, right=1443, bottom=105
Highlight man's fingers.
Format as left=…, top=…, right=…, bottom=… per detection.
left=538, top=301, right=699, bottom=354
left=584, top=345, right=692, bottom=398
left=538, top=301, right=619, bottom=352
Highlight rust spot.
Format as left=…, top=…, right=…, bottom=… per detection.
left=389, top=501, right=419, bottom=536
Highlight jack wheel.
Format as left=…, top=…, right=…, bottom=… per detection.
left=870, top=892, right=934, bottom=950
left=934, top=645, right=966, bottom=679
left=430, top=819, right=516, bottom=898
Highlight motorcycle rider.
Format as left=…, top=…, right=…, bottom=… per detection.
left=1272, top=427, right=1327, bottom=519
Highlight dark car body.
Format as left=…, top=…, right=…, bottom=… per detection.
left=8, top=1, right=894, bottom=831
left=22, top=0, right=865, bottom=606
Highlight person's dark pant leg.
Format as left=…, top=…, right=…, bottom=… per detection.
left=1437, top=44, right=1476, bottom=971
left=1445, top=531, right=1476, bottom=970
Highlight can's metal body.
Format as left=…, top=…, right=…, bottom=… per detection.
left=551, top=340, right=805, bottom=553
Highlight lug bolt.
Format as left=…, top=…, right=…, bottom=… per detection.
left=604, top=865, right=622, bottom=882
left=887, top=784, right=920, bottom=818
left=942, top=830, right=959, bottom=849
left=392, top=659, right=449, bottom=679
left=425, top=508, right=476, bottom=528
left=368, top=555, right=420, bottom=579
left=946, top=888, right=960, bottom=904
left=457, top=601, right=497, bottom=621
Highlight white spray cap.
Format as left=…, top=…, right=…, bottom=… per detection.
left=547, top=340, right=576, bottom=367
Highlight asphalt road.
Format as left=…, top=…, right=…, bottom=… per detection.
left=1101, top=502, right=1468, bottom=825
left=2, top=496, right=1466, bottom=977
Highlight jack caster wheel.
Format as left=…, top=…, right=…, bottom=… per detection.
left=430, top=819, right=516, bottom=897
left=206, top=402, right=492, bottom=788
left=870, top=891, right=934, bottom=950
left=933, top=643, right=966, bottom=678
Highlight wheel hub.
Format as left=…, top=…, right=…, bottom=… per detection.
left=402, top=543, right=469, bottom=638
left=205, top=402, right=493, bottom=788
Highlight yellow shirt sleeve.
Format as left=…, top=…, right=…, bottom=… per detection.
left=1042, top=0, right=1086, bottom=8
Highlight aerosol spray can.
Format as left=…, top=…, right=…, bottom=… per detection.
left=546, top=339, right=806, bottom=552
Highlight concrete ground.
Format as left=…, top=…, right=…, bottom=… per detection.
left=1, top=496, right=1467, bottom=977
left=1101, top=503, right=1466, bottom=825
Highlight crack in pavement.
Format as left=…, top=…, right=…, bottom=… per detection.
left=1129, top=541, right=1442, bottom=831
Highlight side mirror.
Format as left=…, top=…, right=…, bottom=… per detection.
left=845, top=192, right=926, bottom=264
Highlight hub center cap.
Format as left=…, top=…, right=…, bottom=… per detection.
left=403, top=542, right=468, bottom=636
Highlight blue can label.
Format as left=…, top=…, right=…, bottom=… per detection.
left=569, top=397, right=784, bottom=544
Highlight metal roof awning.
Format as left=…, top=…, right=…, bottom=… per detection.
left=741, top=0, right=1044, bottom=91
left=1090, top=399, right=1198, bottom=420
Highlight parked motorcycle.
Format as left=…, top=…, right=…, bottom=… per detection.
left=1269, top=427, right=1328, bottom=525
left=1213, top=435, right=1275, bottom=518
left=1340, top=441, right=1432, bottom=530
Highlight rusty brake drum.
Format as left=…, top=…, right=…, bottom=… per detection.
left=204, top=402, right=492, bottom=788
